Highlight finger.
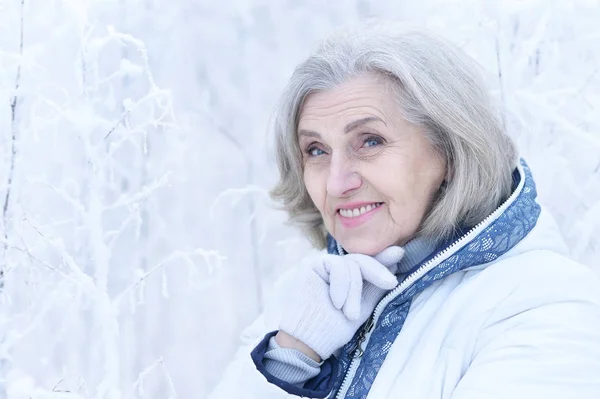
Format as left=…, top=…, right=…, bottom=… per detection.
left=312, top=254, right=339, bottom=283
left=342, top=260, right=363, bottom=321
left=350, top=254, right=398, bottom=290
left=313, top=258, right=331, bottom=283
left=327, top=256, right=350, bottom=310
left=374, top=246, right=405, bottom=269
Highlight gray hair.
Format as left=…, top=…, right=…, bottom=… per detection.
left=269, top=20, right=517, bottom=249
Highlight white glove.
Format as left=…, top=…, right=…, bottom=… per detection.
left=279, top=246, right=405, bottom=360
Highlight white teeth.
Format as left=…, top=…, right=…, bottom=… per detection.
left=339, top=203, right=382, bottom=218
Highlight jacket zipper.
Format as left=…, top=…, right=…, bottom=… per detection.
left=332, top=163, right=526, bottom=399
left=349, top=315, right=374, bottom=358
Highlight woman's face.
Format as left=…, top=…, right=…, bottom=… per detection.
left=298, top=74, right=446, bottom=256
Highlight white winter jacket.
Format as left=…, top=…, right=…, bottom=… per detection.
left=209, top=161, right=600, bottom=399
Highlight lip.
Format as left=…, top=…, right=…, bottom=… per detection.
left=336, top=202, right=383, bottom=228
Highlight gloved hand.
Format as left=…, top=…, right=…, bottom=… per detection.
left=279, top=246, right=405, bottom=360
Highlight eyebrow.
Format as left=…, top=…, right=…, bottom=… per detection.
left=297, top=116, right=386, bottom=139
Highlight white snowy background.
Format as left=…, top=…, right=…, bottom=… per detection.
left=0, top=0, right=598, bottom=398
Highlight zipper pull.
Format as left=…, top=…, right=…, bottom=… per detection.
left=351, top=316, right=375, bottom=358
left=364, top=316, right=375, bottom=333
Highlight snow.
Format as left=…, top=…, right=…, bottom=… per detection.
left=0, top=0, right=598, bottom=398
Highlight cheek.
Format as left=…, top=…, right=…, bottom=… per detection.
left=380, top=169, right=428, bottom=224
left=387, top=171, right=443, bottom=231
left=303, top=168, right=325, bottom=210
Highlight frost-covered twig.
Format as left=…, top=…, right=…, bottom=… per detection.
left=114, top=248, right=226, bottom=307
left=132, top=357, right=178, bottom=399
left=212, top=122, right=269, bottom=312
left=103, top=202, right=146, bottom=250
left=158, top=358, right=178, bottom=399
left=20, top=217, right=97, bottom=294
left=515, top=89, right=600, bottom=150
left=104, top=110, right=131, bottom=140
left=105, top=26, right=158, bottom=90
left=210, top=183, right=269, bottom=311
left=2, top=0, right=25, bottom=260
left=10, top=246, right=86, bottom=289
left=209, top=185, right=270, bottom=219
left=0, top=276, right=73, bottom=376
left=106, top=172, right=171, bottom=210
left=0, top=2, right=25, bottom=398
left=27, top=179, right=86, bottom=215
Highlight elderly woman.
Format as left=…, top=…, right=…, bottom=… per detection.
left=209, top=22, right=600, bottom=399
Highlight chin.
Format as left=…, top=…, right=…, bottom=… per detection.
left=337, top=237, right=387, bottom=256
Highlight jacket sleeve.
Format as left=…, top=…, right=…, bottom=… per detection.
left=206, top=313, right=293, bottom=399
left=263, top=335, right=324, bottom=383
left=207, top=326, right=337, bottom=398
left=208, top=263, right=338, bottom=399
left=450, top=259, right=600, bottom=399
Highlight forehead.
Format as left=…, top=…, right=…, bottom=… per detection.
left=298, top=74, right=397, bottom=128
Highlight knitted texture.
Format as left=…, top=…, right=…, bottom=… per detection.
left=279, top=247, right=405, bottom=360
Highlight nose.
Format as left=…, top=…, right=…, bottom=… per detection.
left=326, top=153, right=362, bottom=197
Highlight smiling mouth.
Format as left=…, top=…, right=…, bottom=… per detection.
left=338, top=202, right=384, bottom=218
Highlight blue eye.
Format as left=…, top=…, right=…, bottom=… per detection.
left=363, top=136, right=383, bottom=148
left=307, top=146, right=325, bottom=156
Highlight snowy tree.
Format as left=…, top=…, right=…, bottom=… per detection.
left=0, top=0, right=598, bottom=398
